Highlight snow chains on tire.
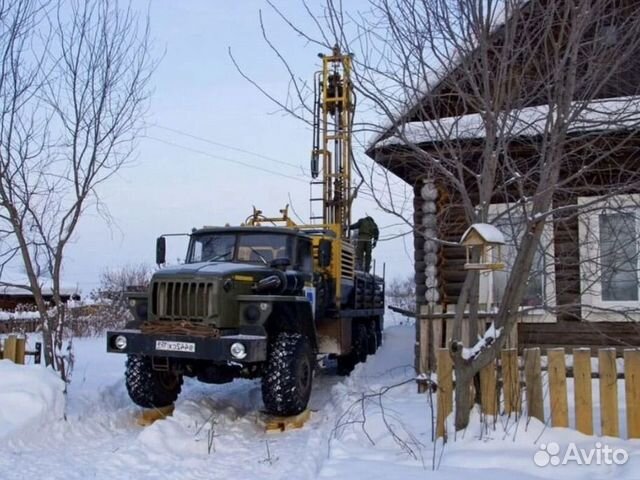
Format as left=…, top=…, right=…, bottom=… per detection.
left=125, top=355, right=183, bottom=409
left=262, top=332, right=314, bottom=417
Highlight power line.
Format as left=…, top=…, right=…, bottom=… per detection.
left=144, top=135, right=309, bottom=184
left=144, top=132, right=410, bottom=228
left=148, top=123, right=304, bottom=171
left=146, top=124, right=410, bottom=207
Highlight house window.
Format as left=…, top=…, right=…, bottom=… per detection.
left=578, top=195, right=640, bottom=319
left=492, top=215, right=547, bottom=308
left=478, top=204, right=556, bottom=322
left=599, top=212, right=638, bottom=301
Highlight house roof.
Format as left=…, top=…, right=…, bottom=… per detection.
left=375, top=96, right=640, bottom=148
left=365, top=2, right=517, bottom=152
left=0, top=285, right=79, bottom=297
left=0, top=273, right=79, bottom=297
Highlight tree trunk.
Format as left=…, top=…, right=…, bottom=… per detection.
left=454, top=369, right=474, bottom=429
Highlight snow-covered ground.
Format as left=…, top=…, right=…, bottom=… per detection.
left=0, top=325, right=638, bottom=479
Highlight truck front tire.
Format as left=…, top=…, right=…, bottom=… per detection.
left=125, top=355, right=183, bottom=409
left=262, top=332, right=314, bottom=416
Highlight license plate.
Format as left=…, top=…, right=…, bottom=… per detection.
left=155, top=340, right=196, bottom=353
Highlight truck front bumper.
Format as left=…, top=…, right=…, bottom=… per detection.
left=106, top=329, right=267, bottom=363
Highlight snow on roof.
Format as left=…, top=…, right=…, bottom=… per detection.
left=375, top=96, right=640, bottom=148
left=366, top=2, right=515, bottom=150
left=0, top=278, right=79, bottom=297
left=461, top=223, right=506, bottom=245
left=0, top=285, right=78, bottom=297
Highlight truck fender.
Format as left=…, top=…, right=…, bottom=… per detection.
left=266, top=301, right=318, bottom=352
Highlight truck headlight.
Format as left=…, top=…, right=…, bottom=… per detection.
left=230, top=342, right=247, bottom=360
left=114, top=335, right=128, bottom=350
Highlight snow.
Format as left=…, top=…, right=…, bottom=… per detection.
left=0, top=284, right=79, bottom=296
left=0, top=310, right=41, bottom=321
left=0, top=360, right=65, bottom=439
left=375, top=96, right=640, bottom=148
left=461, top=223, right=506, bottom=245
left=0, top=326, right=639, bottom=479
left=462, top=322, right=503, bottom=360
left=0, top=267, right=80, bottom=297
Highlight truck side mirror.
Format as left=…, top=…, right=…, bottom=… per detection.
left=318, top=239, right=332, bottom=268
left=156, top=236, right=166, bottom=265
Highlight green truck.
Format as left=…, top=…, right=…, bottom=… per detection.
left=107, top=224, right=384, bottom=416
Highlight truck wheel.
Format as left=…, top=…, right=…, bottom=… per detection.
left=125, top=355, right=183, bottom=409
left=375, top=316, right=383, bottom=347
left=354, top=323, right=368, bottom=363
left=336, top=354, right=357, bottom=375
left=366, top=321, right=378, bottom=355
left=336, top=323, right=368, bottom=375
left=262, top=332, right=314, bottom=416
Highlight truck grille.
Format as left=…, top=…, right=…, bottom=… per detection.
left=151, top=280, right=218, bottom=321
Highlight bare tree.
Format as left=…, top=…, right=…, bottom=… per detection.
left=386, top=275, right=416, bottom=318
left=77, top=263, right=153, bottom=335
left=239, top=0, right=640, bottom=430
left=0, top=0, right=153, bottom=381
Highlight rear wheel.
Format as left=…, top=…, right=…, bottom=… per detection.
left=374, top=315, right=383, bottom=347
left=125, top=355, right=182, bottom=408
left=354, top=323, right=368, bottom=363
left=336, top=323, right=368, bottom=375
left=262, top=332, right=314, bottom=416
left=366, top=320, right=378, bottom=355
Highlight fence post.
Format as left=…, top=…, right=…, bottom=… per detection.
left=624, top=349, right=640, bottom=439
left=501, top=349, right=520, bottom=415
left=573, top=348, right=593, bottom=435
left=3, top=335, right=17, bottom=363
left=418, top=317, right=430, bottom=393
left=598, top=348, right=619, bottom=437
left=480, top=361, right=498, bottom=416
left=436, top=348, right=453, bottom=439
left=14, top=337, right=25, bottom=365
left=524, top=347, right=544, bottom=422
left=547, top=348, right=569, bottom=428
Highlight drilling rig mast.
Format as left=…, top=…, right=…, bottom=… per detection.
left=310, top=45, right=354, bottom=240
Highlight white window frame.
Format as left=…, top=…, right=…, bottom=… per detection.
left=477, top=203, right=557, bottom=323
left=578, top=194, right=640, bottom=321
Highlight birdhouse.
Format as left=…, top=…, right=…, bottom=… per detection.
left=460, top=223, right=506, bottom=271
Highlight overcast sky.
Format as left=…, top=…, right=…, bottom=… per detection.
left=61, top=1, right=413, bottom=292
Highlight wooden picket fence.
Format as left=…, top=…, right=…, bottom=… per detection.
left=435, top=347, right=640, bottom=440
left=0, top=334, right=41, bottom=364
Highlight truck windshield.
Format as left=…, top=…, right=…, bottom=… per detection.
left=188, top=232, right=293, bottom=264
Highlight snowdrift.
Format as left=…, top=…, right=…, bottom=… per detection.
left=0, top=360, right=65, bottom=439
